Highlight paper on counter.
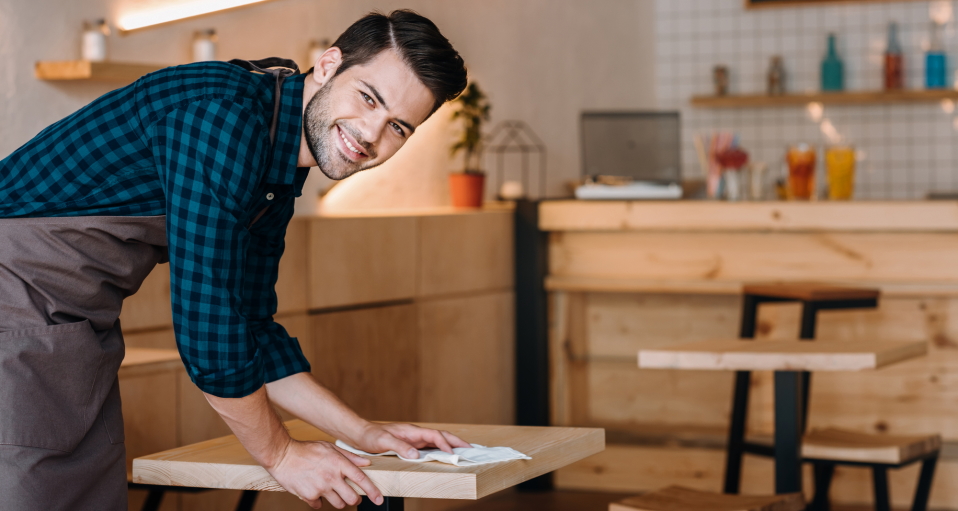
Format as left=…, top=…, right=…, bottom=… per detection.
left=335, top=440, right=531, bottom=467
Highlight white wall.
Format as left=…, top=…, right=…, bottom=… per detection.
left=657, top=0, right=958, bottom=199
left=0, top=0, right=657, bottom=209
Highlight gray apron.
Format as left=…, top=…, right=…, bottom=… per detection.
left=0, top=57, right=298, bottom=510
left=0, top=215, right=168, bottom=510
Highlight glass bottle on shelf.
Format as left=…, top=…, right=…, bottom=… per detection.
left=767, top=56, right=785, bottom=95
left=884, top=22, right=903, bottom=90
left=81, top=19, right=110, bottom=62
left=192, top=29, right=218, bottom=63
left=925, top=21, right=947, bottom=89
left=821, top=33, right=844, bottom=92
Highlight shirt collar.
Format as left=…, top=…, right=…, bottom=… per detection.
left=264, top=73, right=306, bottom=186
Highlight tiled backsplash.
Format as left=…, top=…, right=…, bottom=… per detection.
left=657, top=0, right=958, bottom=199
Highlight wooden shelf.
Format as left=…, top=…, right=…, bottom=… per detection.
left=35, top=60, right=168, bottom=82
left=691, top=89, right=958, bottom=108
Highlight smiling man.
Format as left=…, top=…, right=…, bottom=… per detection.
left=0, top=10, right=467, bottom=511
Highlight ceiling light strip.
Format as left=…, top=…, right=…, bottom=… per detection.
left=118, top=0, right=276, bottom=32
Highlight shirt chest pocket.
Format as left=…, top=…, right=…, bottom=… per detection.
left=248, top=184, right=293, bottom=228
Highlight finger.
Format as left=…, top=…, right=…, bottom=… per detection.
left=382, top=435, right=419, bottom=459
left=333, top=479, right=366, bottom=508
left=344, top=463, right=383, bottom=505
left=441, top=430, right=472, bottom=449
left=322, top=491, right=347, bottom=510
left=333, top=445, right=371, bottom=467
left=423, top=429, right=453, bottom=453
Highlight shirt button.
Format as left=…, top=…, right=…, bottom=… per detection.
left=266, top=193, right=275, bottom=200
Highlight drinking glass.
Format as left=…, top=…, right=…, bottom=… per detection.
left=825, top=145, right=855, bottom=200
left=786, top=144, right=817, bottom=200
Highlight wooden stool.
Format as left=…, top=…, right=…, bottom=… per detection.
left=724, top=282, right=880, bottom=494
left=610, top=486, right=804, bottom=511
left=803, top=428, right=941, bottom=511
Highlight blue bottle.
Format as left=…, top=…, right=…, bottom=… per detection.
left=926, top=22, right=947, bottom=89
left=821, top=33, right=844, bottom=92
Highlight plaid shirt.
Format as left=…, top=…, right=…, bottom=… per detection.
left=0, top=62, right=312, bottom=398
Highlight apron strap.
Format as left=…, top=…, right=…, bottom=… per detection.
left=228, top=58, right=300, bottom=145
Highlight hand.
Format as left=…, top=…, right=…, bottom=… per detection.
left=355, top=423, right=472, bottom=459
left=267, top=438, right=383, bottom=509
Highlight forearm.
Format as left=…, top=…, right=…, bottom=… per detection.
left=204, top=386, right=291, bottom=469
left=265, top=372, right=371, bottom=445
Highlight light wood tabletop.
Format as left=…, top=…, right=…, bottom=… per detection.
left=133, top=420, right=604, bottom=500
left=638, top=339, right=927, bottom=372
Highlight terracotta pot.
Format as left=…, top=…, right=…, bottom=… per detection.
left=449, top=172, right=485, bottom=208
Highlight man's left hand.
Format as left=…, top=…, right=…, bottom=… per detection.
left=355, top=423, right=471, bottom=459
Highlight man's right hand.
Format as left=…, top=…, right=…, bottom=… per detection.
left=267, top=439, right=384, bottom=509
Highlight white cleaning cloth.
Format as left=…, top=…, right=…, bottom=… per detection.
left=335, top=440, right=531, bottom=467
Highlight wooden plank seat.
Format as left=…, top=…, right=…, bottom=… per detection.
left=801, top=428, right=941, bottom=511
left=802, top=428, right=941, bottom=465
left=609, top=486, right=805, bottom=511
left=741, top=282, right=880, bottom=303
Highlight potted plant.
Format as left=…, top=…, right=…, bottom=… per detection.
left=449, top=82, right=490, bottom=208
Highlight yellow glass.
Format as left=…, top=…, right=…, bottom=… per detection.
left=825, top=145, right=856, bottom=200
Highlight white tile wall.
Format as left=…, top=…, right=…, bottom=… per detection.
left=657, top=0, right=958, bottom=199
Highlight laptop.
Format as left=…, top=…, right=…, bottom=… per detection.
left=577, top=111, right=682, bottom=200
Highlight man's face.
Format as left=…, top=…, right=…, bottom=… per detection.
left=304, top=49, right=435, bottom=180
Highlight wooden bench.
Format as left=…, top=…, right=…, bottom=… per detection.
left=802, top=428, right=941, bottom=511
left=610, top=486, right=804, bottom=511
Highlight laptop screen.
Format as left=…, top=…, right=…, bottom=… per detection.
left=580, top=111, right=681, bottom=183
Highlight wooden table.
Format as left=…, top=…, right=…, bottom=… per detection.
left=133, top=420, right=604, bottom=510
left=638, top=339, right=927, bottom=495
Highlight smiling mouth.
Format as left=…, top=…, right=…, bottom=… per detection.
left=337, top=125, right=367, bottom=160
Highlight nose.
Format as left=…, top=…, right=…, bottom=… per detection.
left=359, top=111, right=392, bottom=148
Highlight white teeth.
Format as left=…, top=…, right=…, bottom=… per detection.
left=340, top=129, right=363, bottom=155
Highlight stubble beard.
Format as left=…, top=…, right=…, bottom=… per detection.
left=303, top=80, right=378, bottom=180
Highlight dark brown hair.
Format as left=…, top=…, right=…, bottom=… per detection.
left=330, top=10, right=468, bottom=115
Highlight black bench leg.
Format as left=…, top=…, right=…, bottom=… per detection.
left=912, top=455, right=939, bottom=511
left=873, top=467, right=891, bottom=511
left=359, top=496, right=403, bottom=510
left=235, top=490, right=258, bottom=511
left=810, top=463, right=835, bottom=511
left=141, top=489, right=165, bottom=511
left=723, top=370, right=751, bottom=494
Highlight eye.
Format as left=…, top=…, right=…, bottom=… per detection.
left=361, top=92, right=374, bottom=105
left=390, top=122, right=405, bottom=137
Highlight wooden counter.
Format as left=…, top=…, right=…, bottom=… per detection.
left=541, top=201, right=958, bottom=510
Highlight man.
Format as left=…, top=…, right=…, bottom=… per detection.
left=0, top=10, right=469, bottom=510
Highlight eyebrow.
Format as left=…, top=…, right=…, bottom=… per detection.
left=361, top=80, right=416, bottom=134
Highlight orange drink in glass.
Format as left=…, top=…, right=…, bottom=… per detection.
left=786, top=144, right=817, bottom=200
left=825, top=145, right=855, bottom=200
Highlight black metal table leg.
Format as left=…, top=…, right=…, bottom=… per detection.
left=141, top=489, right=165, bottom=511
left=359, top=496, right=404, bottom=510
left=723, top=294, right=761, bottom=494
left=774, top=370, right=804, bottom=494
left=234, top=490, right=258, bottom=511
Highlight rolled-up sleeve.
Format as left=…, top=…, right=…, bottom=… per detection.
left=153, top=97, right=308, bottom=398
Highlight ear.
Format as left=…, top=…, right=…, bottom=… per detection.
left=310, top=46, right=343, bottom=88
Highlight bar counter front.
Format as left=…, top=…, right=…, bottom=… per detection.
left=540, top=200, right=958, bottom=510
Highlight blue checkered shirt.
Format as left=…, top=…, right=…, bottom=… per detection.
left=0, top=62, right=312, bottom=398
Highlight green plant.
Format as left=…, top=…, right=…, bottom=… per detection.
left=450, top=82, right=491, bottom=173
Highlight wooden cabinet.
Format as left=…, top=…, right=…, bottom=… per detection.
left=307, top=216, right=418, bottom=309
left=310, top=304, right=420, bottom=422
